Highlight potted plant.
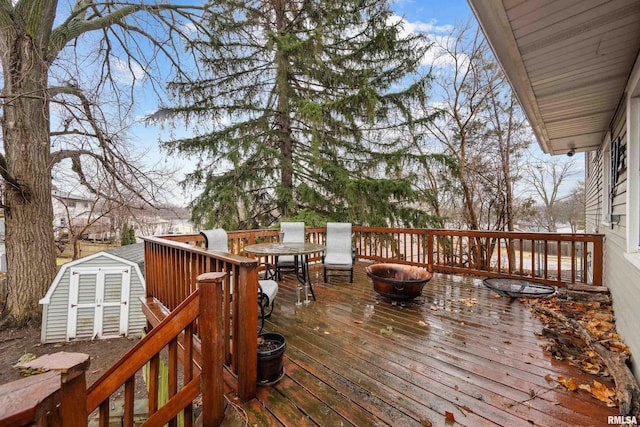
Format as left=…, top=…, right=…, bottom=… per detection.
left=257, top=332, right=286, bottom=384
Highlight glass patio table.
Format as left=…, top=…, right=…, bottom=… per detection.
left=244, top=242, right=325, bottom=301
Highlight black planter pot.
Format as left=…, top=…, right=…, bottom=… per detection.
left=257, top=332, right=286, bottom=384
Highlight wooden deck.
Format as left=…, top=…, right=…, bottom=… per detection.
left=222, top=262, right=616, bottom=427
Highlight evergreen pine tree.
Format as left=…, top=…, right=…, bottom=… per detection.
left=162, top=0, right=437, bottom=229
left=121, top=223, right=134, bottom=246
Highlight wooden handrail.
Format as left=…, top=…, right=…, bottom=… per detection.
left=0, top=371, right=62, bottom=426
left=142, top=235, right=258, bottom=401
left=86, top=272, right=227, bottom=426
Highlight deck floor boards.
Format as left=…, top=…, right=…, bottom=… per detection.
left=222, top=262, right=617, bottom=426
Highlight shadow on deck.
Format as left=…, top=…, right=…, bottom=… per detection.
left=222, top=261, right=616, bottom=427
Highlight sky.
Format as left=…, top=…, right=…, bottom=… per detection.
left=130, top=0, right=478, bottom=205
left=124, top=0, right=581, bottom=206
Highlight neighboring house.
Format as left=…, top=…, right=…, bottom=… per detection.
left=51, top=189, right=193, bottom=241
left=52, top=189, right=99, bottom=239
left=39, top=243, right=146, bottom=343
left=468, top=0, right=640, bottom=380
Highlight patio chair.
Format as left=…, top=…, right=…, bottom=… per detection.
left=275, top=222, right=305, bottom=280
left=322, top=222, right=355, bottom=283
left=200, top=229, right=279, bottom=327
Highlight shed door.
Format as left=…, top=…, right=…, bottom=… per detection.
left=67, top=266, right=131, bottom=340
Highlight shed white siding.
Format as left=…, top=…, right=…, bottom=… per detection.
left=40, top=247, right=146, bottom=343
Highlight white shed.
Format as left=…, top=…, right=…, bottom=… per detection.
left=40, top=243, right=146, bottom=343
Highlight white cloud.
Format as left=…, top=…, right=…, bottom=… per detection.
left=110, top=57, right=147, bottom=86
left=388, top=14, right=458, bottom=68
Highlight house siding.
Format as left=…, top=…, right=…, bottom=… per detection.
left=41, top=250, right=146, bottom=343
left=585, top=60, right=640, bottom=381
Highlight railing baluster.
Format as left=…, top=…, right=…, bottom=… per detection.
left=99, top=400, right=109, bottom=427
left=168, top=338, right=178, bottom=427
left=148, top=353, right=160, bottom=416
left=124, top=376, right=135, bottom=427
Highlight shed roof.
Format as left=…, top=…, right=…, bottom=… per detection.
left=103, top=243, right=144, bottom=273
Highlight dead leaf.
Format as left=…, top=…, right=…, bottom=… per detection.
left=324, top=331, right=330, bottom=335
left=591, top=380, right=616, bottom=407
left=558, top=376, right=578, bottom=391
left=578, top=384, right=591, bottom=393
left=418, top=320, right=428, bottom=327
left=606, top=340, right=629, bottom=353
left=492, top=294, right=502, bottom=299
left=503, top=340, right=512, bottom=345
left=444, top=411, right=455, bottom=424
left=585, top=319, right=614, bottom=339
left=581, top=360, right=601, bottom=374
left=353, top=320, right=363, bottom=324
left=459, top=404, right=472, bottom=414
left=420, top=419, right=433, bottom=427
left=544, top=374, right=554, bottom=383
left=458, top=298, right=477, bottom=307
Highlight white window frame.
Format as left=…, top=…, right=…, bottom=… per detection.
left=623, top=64, right=640, bottom=269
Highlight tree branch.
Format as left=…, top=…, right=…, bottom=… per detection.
left=48, top=1, right=205, bottom=62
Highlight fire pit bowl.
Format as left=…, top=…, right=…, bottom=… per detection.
left=366, top=263, right=433, bottom=300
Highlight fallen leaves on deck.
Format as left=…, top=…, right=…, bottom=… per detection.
left=554, top=375, right=617, bottom=407
left=380, top=325, right=394, bottom=335
left=592, top=380, right=616, bottom=406
left=457, top=298, right=477, bottom=307
left=526, top=289, right=631, bottom=410
left=444, top=411, right=455, bottom=423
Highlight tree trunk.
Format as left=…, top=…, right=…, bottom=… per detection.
left=274, top=0, right=294, bottom=218
left=1, top=2, right=59, bottom=325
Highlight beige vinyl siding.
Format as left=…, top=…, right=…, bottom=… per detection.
left=585, top=149, right=602, bottom=232
left=586, top=96, right=640, bottom=381
left=604, top=235, right=640, bottom=381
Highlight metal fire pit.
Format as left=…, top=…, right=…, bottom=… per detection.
left=367, top=263, right=432, bottom=300
left=483, top=278, right=556, bottom=298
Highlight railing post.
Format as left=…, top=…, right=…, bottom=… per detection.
left=14, top=352, right=91, bottom=426
left=592, top=235, right=604, bottom=286
left=427, top=230, right=434, bottom=273
left=236, top=263, right=258, bottom=401
left=197, top=272, right=226, bottom=426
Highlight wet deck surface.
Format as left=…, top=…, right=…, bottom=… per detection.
left=222, top=262, right=616, bottom=426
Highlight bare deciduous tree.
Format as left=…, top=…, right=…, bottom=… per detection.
left=523, top=157, right=579, bottom=232
left=0, top=0, right=205, bottom=325
left=421, top=23, right=529, bottom=231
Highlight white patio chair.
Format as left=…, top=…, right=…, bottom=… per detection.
left=200, top=229, right=279, bottom=328
left=275, top=222, right=305, bottom=280
left=322, top=222, right=355, bottom=283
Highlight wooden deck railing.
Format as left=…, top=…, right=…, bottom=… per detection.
left=0, top=273, right=227, bottom=427
left=0, top=226, right=604, bottom=427
left=142, top=235, right=258, bottom=402
left=426, top=229, right=603, bottom=286
left=164, top=227, right=603, bottom=286
left=87, top=273, right=227, bottom=426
